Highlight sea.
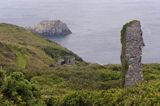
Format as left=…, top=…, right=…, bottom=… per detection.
left=0, top=0, right=160, bottom=64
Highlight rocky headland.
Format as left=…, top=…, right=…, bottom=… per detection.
left=30, top=20, right=72, bottom=36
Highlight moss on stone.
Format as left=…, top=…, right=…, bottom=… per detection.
left=121, top=23, right=128, bottom=86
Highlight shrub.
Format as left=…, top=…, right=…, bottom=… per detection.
left=43, top=46, right=83, bottom=62
left=45, top=97, right=59, bottom=106
left=2, top=72, right=40, bottom=105
left=99, top=70, right=121, bottom=81
left=62, top=92, right=93, bottom=106
left=0, top=68, right=5, bottom=87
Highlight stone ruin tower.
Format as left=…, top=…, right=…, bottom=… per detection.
left=121, top=20, right=145, bottom=87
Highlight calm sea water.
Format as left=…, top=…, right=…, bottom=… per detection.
left=0, top=0, right=160, bottom=64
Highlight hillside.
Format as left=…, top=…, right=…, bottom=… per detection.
left=0, top=23, right=160, bottom=105
left=0, top=23, right=84, bottom=71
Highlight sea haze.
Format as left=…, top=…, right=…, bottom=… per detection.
left=0, top=0, right=160, bottom=64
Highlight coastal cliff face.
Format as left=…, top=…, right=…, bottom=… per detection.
left=121, top=20, right=145, bottom=87
left=30, top=20, right=72, bottom=36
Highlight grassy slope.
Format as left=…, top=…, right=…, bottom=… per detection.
left=0, top=23, right=84, bottom=71
left=0, top=23, right=160, bottom=105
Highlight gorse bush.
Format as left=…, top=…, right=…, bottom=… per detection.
left=99, top=69, right=121, bottom=81
left=0, top=68, right=5, bottom=86
left=142, top=64, right=160, bottom=80
left=62, top=92, right=93, bottom=106
left=0, top=70, right=42, bottom=105
left=47, top=81, right=160, bottom=106
left=1, top=64, right=160, bottom=106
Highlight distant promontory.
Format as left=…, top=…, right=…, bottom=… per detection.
left=30, top=20, right=72, bottom=36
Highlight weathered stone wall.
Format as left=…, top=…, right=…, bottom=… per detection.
left=121, top=20, right=145, bottom=87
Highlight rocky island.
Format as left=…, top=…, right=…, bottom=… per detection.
left=30, top=20, right=72, bottom=36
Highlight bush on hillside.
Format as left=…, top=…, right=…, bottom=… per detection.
left=0, top=68, right=5, bottom=86
left=62, top=92, right=93, bottom=106
left=0, top=70, right=41, bottom=105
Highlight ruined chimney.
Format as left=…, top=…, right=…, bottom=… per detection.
left=121, top=20, right=145, bottom=87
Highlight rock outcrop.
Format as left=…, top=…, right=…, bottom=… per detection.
left=57, top=56, right=76, bottom=65
left=121, top=20, right=145, bottom=87
left=30, top=20, right=72, bottom=36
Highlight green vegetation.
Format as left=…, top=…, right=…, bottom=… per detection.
left=0, top=23, right=160, bottom=105
left=1, top=64, right=160, bottom=106
left=0, top=23, right=84, bottom=71
left=0, top=69, right=43, bottom=105
left=16, top=51, right=27, bottom=70
left=43, top=46, right=83, bottom=63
